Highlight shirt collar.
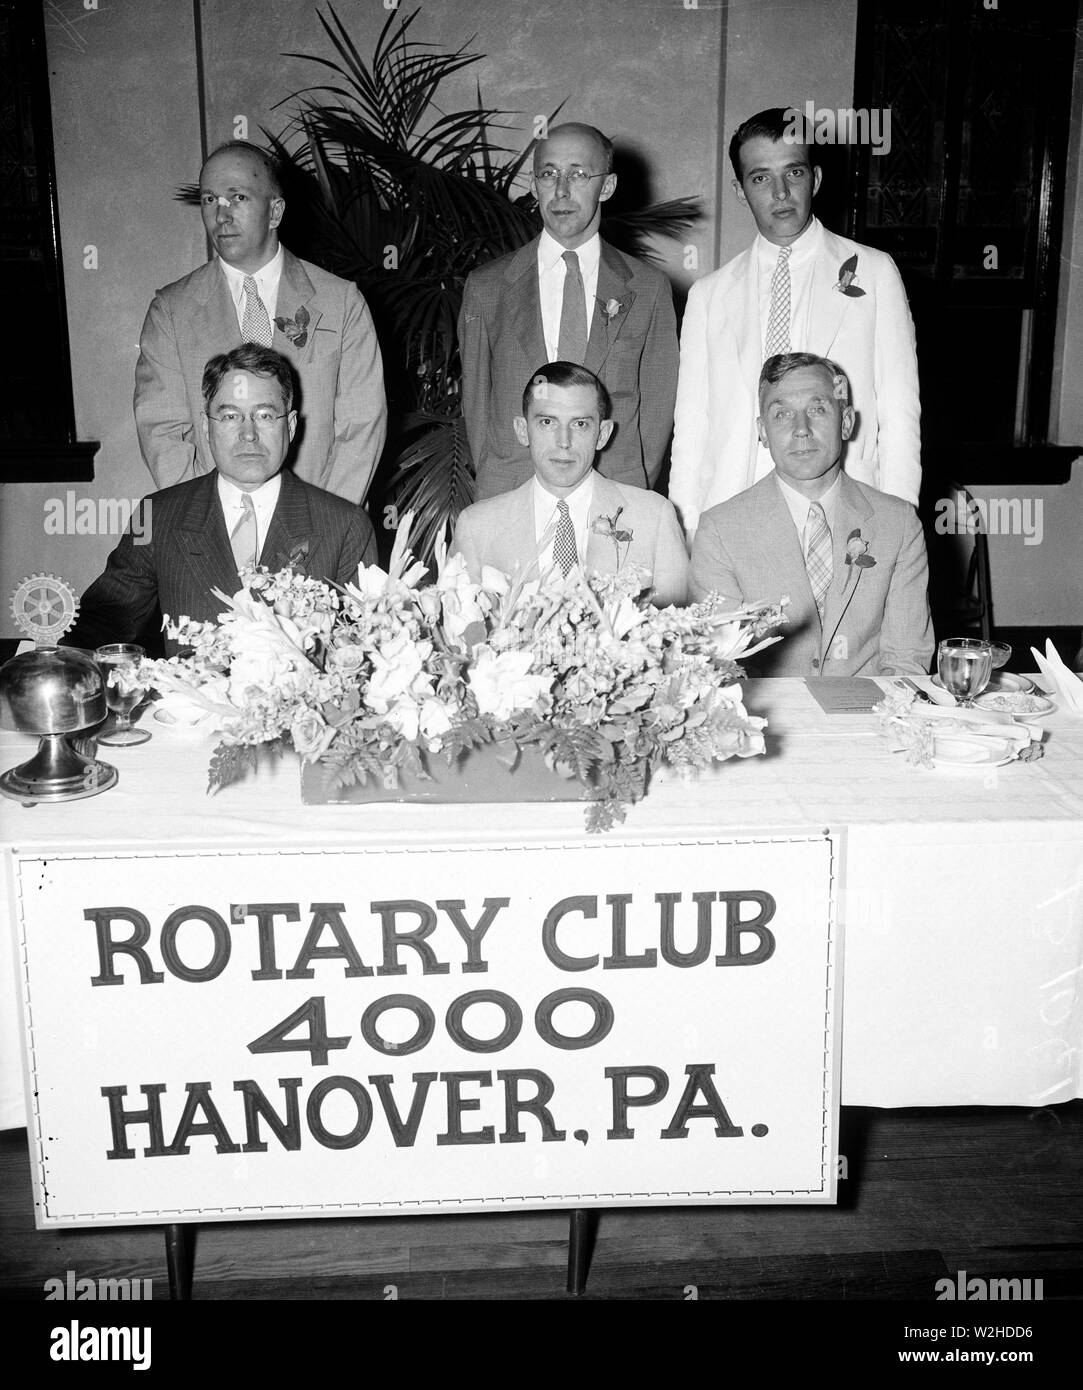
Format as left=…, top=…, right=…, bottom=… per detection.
left=773, top=467, right=841, bottom=533
left=538, top=228, right=601, bottom=277
left=756, top=214, right=823, bottom=270
left=218, top=244, right=284, bottom=304
left=533, top=470, right=595, bottom=525
left=217, top=469, right=282, bottom=516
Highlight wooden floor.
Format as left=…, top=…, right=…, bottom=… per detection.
left=2, top=1103, right=1080, bottom=1300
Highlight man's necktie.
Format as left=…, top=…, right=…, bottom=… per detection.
left=558, top=250, right=589, bottom=363
left=764, top=245, right=792, bottom=359
left=553, top=500, right=578, bottom=575
left=230, top=493, right=258, bottom=573
left=804, top=501, right=832, bottom=622
left=242, top=275, right=274, bottom=347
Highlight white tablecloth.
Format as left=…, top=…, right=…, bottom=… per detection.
left=2, top=678, right=1081, bottom=1125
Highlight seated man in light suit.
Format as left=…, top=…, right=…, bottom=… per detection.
left=451, top=361, right=688, bottom=605
left=67, top=344, right=377, bottom=657
left=690, top=352, right=932, bottom=678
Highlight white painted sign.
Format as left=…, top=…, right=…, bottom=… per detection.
left=13, top=833, right=842, bottom=1227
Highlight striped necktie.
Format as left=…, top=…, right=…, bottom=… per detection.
left=558, top=251, right=588, bottom=363
left=553, top=500, right=578, bottom=575
left=764, top=246, right=792, bottom=359
left=804, top=501, right=832, bottom=621
left=230, top=493, right=258, bottom=573
left=242, top=275, right=274, bottom=347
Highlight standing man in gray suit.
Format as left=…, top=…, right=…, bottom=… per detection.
left=459, top=123, right=678, bottom=500
left=452, top=362, right=688, bottom=607
left=69, top=345, right=377, bottom=657
left=690, top=353, right=932, bottom=678
left=135, top=141, right=387, bottom=506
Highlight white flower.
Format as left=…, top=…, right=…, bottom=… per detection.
left=468, top=647, right=551, bottom=720
left=364, top=631, right=431, bottom=712
left=291, top=708, right=336, bottom=759
left=438, top=552, right=490, bottom=640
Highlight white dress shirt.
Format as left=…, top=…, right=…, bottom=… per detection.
left=218, top=245, right=284, bottom=334
left=538, top=231, right=601, bottom=361
left=774, top=469, right=841, bottom=561
left=217, top=471, right=281, bottom=562
left=532, top=472, right=595, bottom=576
left=756, top=216, right=825, bottom=357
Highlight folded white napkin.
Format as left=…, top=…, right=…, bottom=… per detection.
left=909, top=703, right=1031, bottom=748
left=1030, top=640, right=1083, bottom=715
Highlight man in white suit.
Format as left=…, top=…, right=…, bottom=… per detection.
left=452, top=362, right=688, bottom=606
left=135, top=141, right=386, bottom=506
left=670, top=108, right=920, bottom=538
left=690, top=353, right=932, bottom=679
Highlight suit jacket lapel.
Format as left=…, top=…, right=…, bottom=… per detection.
left=584, top=242, right=635, bottom=375
left=724, top=246, right=762, bottom=411
left=190, top=260, right=241, bottom=353
left=820, top=472, right=875, bottom=660
left=508, top=240, right=547, bottom=372
left=583, top=474, right=626, bottom=573
left=273, top=250, right=322, bottom=366
left=174, top=472, right=243, bottom=598
left=807, top=229, right=850, bottom=359
left=757, top=475, right=815, bottom=611
left=261, top=471, right=316, bottom=573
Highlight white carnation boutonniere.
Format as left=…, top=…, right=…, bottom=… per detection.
left=591, top=506, right=633, bottom=569
left=599, top=296, right=626, bottom=324
left=844, top=529, right=876, bottom=579
left=834, top=254, right=866, bottom=298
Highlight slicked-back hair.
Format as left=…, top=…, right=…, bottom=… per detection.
left=758, top=352, right=850, bottom=408
left=522, top=361, right=611, bottom=418
left=536, top=122, right=615, bottom=174
left=728, top=106, right=811, bottom=181
left=202, top=343, right=295, bottom=412
left=201, top=140, right=284, bottom=197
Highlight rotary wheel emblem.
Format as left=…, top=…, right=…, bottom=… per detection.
left=10, top=574, right=80, bottom=645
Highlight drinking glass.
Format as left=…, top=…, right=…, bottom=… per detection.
left=937, top=638, right=993, bottom=708
left=94, top=644, right=151, bottom=746
left=988, top=642, right=1012, bottom=671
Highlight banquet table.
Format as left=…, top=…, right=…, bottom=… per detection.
left=2, top=676, right=1081, bottom=1131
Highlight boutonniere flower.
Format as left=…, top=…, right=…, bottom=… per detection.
left=834, top=254, right=866, bottom=298
left=273, top=305, right=311, bottom=347
left=844, top=529, right=876, bottom=571
left=599, top=297, right=626, bottom=323
left=286, top=541, right=311, bottom=570
left=591, top=506, right=633, bottom=567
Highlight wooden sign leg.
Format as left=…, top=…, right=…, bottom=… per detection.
left=165, top=1223, right=194, bottom=1300
left=566, top=1208, right=597, bottom=1295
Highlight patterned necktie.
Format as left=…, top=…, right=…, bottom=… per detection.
left=230, top=493, right=258, bottom=572
left=764, top=246, right=792, bottom=359
left=804, top=501, right=832, bottom=622
left=242, top=275, right=274, bottom=347
left=554, top=500, right=578, bottom=575
left=558, top=250, right=588, bottom=363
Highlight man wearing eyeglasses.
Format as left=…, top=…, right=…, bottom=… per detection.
left=134, top=141, right=387, bottom=507
left=459, top=123, right=679, bottom=501
left=68, top=345, right=377, bottom=657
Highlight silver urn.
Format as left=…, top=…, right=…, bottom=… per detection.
left=0, top=647, right=117, bottom=802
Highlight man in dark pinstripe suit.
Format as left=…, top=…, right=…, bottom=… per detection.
left=67, top=345, right=376, bottom=657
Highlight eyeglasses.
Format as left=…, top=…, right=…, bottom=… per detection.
left=532, top=167, right=608, bottom=187
left=208, top=407, right=288, bottom=428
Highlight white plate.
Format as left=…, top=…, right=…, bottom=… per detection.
left=932, top=734, right=1017, bottom=769
left=972, top=692, right=1056, bottom=717
left=932, top=671, right=1034, bottom=695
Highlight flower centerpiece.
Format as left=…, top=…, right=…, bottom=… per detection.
left=140, top=519, right=786, bottom=831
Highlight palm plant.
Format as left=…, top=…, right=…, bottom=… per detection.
left=179, top=5, right=701, bottom=565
